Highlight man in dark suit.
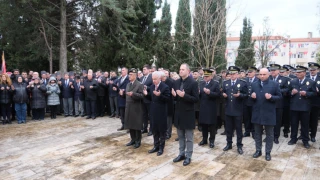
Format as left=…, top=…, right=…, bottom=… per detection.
left=307, top=62, right=320, bottom=142
left=83, top=72, right=98, bottom=119
left=162, top=69, right=175, bottom=140
left=251, top=68, right=282, bottom=161
left=222, top=66, right=247, bottom=155
left=172, top=63, right=199, bottom=166
left=115, top=67, right=129, bottom=130
left=95, top=70, right=107, bottom=117
left=72, top=76, right=85, bottom=117
left=140, top=64, right=153, bottom=136
left=288, top=65, right=316, bottom=149
left=144, top=71, right=170, bottom=155
left=243, top=66, right=258, bottom=138
left=198, top=69, right=220, bottom=148
left=269, top=64, right=290, bottom=144
left=61, top=72, right=74, bottom=117
left=279, top=66, right=292, bottom=138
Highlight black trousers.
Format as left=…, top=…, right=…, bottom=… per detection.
left=27, top=102, right=31, bottom=116
left=142, top=102, right=151, bottom=131
left=225, top=115, right=243, bottom=147
left=49, top=105, right=57, bottom=118
left=153, top=130, right=166, bottom=150
left=1, top=103, right=11, bottom=120
left=201, top=124, right=216, bottom=142
left=274, top=108, right=283, bottom=139
left=243, top=105, right=254, bottom=133
left=309, top=106, right=320, bottom=138
left=119, top=107, right=125, bottom=125
left=96, top=96, right=105, bottom=116
left=86, top=100, right=96, bottom=118
left=11, top=102, right=15, bottom=120
left=32, top=108, right=45, bottom=120
left=290, top=110, right=310, bottom=143
left=282, top=106, right=291, bottom=133
left=130, top=129, right=142, bottom=143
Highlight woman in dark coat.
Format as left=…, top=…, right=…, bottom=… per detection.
left=0, top=74, right=12, bottom=124
left=198, top=70, right=221, bottom=148
left=29, top=77, right=47, bottom=120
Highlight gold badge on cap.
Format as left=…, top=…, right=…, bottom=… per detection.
left=306, top=81, right=309, bottom=86
left=237, top=84, right=240, bottom=88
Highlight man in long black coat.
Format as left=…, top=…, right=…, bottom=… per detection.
left=172, top=63, right=199, bottom=166
left=144, top=71, right=170, bottom=156
left=251, top=68, right=282, bottom=161
left=198, top=69, right=220, bottom=148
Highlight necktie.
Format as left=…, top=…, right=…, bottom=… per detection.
left=313, top=77, right=315, bottom=81
left=120, top=77, right=124, bottom=84
left=206, top=82, right=209, bottom=86
left=180, top=81, right=184, bottom=90
left=273, top=78, right=276, bottom=81
left=232, top=81, right=235, bottom=86
left=249, top=78, right=252, bottom=83
left=299, top=80, right=302, bottom=84
left=261, top=82, right=263, bottom=87
left=142, top=76, right=147, bottom=84
left=155, top=85, right=159, bottom=91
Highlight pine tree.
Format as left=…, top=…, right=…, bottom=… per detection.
left=174, top=0, right=191, bottom=68
left=154, top=0, right=174, bottom=68
left=235, top=17, right=255, bottom=69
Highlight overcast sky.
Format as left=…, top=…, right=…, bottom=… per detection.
left=156, top=0, right=320, bottom=38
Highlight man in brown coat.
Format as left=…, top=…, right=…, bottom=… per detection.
left=123, top=68, right=145, bottom=148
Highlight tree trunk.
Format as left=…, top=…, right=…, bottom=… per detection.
left=49, top=34, right=53, bottom=74
left=59, top=0, right=67, bottom=73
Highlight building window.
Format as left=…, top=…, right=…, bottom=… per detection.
left=311, top=51, right=315, bottom=58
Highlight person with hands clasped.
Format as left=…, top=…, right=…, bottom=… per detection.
left=29, top=77, right=47, bottom=121
left=287, top=65, right=316, bottom=149
left=250, top=68, right=282, bottom=161
left=46, top=76, right=61, bottom=119
left=222, top=66, right=248, bottom=155
left=172, top=63, right=199, bottom=166
left=0, top=74, right=13, bottom=124
left=12, top=75, right=29, bottom=124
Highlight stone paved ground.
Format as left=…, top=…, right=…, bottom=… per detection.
left=0, top=116, right=319, bottom=180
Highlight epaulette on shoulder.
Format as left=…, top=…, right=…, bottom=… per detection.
left=214, top=80, right=219, bottom=83
left=240, top=79, right=246, bottom=82
left=283, top=76, right=291, bottom=80
left=223, top=79, right=229, bottom=83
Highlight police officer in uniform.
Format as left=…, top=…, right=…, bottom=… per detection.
left=198, top=69, right=220, bottom=148
left=222, top=66, right=248, bottom=154
left=288, top=66, right=316, bottom=149
left=243, top=66, right=258, bottom=138
left=307, top=62, right=320, bottom=142
left=269, top=64, right=290, bottom=144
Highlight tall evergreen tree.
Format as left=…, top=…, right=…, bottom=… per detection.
left=154, top=0, right=173, bottom=68
left=235, top=17, right=255, bottom=69
left=174, top=0, right=191, bottom=68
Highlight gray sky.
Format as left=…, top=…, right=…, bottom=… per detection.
left=156, top=0, right=319, bottom=38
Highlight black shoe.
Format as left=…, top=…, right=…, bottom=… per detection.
left=74, top=115, right=79, bottom=117
left=81, top=115, right=85, bottom=117
left=298, top=135, right=302, bottom=140
left=198, top=140, right=208, bottom=146
left=86, top=116, right=91, bottom=119
left=223, top=144, right=232, bottom=151
left=109, top=114, right=115, bottom=118
left=243, top=132, right=250, bottom=137
left=117, top=126, right=124, bottom=131
left=173, top=155, right=185, bottom=163
left=134, top=142, right=141, bottom=149
left=141, top=129, right=148, bottom=134
left=311, top=137, right=316, bottom=142
left=126, top=140, right=135, bottom=146
left=148, top=147, right=159, bottom=153
left=64, top=115, right=68, bottom=117
left=157, top=149, right=163, bottom=156
left=165, top=135, right=171, bottom=140
left=253, top=151, right=262, bottom=158
left=237, top=147, right=243, bottom=155
left=220, top=131, right=226, bottom=135
left=175, top=138, right=179, bottom=141
left=288, top=139, right=297, bottom=145
left=274, top=138, right=279, bottom=144
left=209, top=142, right=215, bottom=148
left=284, top=133, right=288, bottom=138
left=304, top=142, right=310, bottom=149
left=147, top=132, right=153, bottom=136
left=183, top=158, right=191, bottom=166
left=265, top=153, right=271, bottom=161
left=92, top=117, right=96, bottom=120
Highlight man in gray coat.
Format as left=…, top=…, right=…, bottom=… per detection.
left=123, top=68, right=144, bottom=149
